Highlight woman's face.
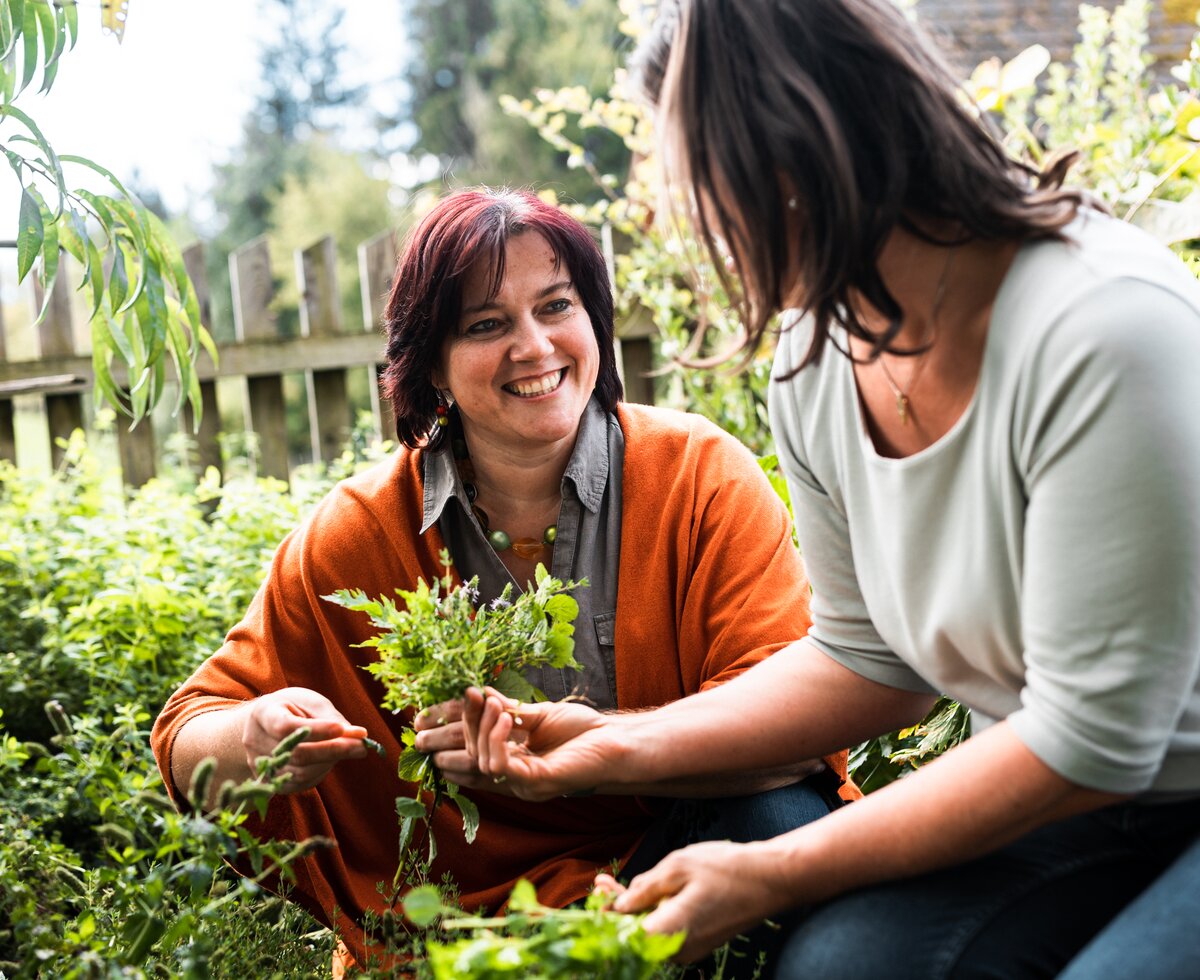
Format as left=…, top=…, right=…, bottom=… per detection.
left=433, top=231, right=600, bottom=458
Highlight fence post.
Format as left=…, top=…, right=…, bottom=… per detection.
left=35, top=272, right=87, bottom=470
left=231, top=236, right=289, bottom=482
left=0, top=278, right=13, bottom=464
left=297, top=235, right=351, bottom=464
left=602, top=223, right=656, bottom=405
left=181, top=243, right=222, bottom=481
left=358, top=230, right=396, bottom=441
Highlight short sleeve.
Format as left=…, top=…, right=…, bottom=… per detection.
left=1009, top=280, right=1200, bottom=792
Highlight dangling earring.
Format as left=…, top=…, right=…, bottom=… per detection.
left=435, top=389, right=450, bottom=428
left=786, top=196, right=799, bottom=211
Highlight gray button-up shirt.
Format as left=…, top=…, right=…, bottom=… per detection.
left=419, top=398, right=624, bottom=710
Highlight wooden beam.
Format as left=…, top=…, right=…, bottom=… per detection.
left=181, top=243, right=222, bottom=484
left=231, top=237, right=288, bottom=481
left=298, top=236, right=351, bottom=464
left=0, top=332, right=385, bottom=387
left=117, top=419, right=157, bottom=488
left=358, top=230, right=396, bottom=442
left=35, top=273, right=86, bottom=471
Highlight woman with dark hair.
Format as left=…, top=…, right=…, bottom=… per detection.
left=462, top=2, right=1200, bottom=976
left=151, top=188, right=853, bottom=969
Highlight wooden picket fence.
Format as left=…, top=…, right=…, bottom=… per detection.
left=0, top=230, right=655, bottom=486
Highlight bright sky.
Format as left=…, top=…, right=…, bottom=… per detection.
left=0, top=0, right=404, bottom=230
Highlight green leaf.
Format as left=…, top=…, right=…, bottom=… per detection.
left=451, top=789, right=479, bottom=844
left=19, top=1, right=36, bottom=94
left=15, top=185, right=42, bottom=280
left=64, top=0, right=77, bottom=50
left=402, top=884, right=447, bottom=927
left=1, top=0, right=24, bottom=63
left=544, top=593, right=579, bottom=623
left=506, top=878, right=540, bottom=913
left=492, top=666, right=540, bottom=702
left=0, top=103, right=65, bottom=210
left=394, top=794, right=426, bottom=820
left=397, top=744, right=429, bottom=783
left=108, top=240, right=128, bottom=311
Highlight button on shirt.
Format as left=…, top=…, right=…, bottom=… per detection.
left=419, top=398, right=624, bottom=711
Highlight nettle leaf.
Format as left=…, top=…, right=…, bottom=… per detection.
left=396, top=745, right=428, bottom=783
left=15, top=184, right=41, bottom=280
left=492, top=666, right=539, bottom=702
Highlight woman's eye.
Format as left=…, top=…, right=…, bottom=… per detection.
left=544, top=298, right=571, bottom=315
left=464, top=318, right=501, bottom=336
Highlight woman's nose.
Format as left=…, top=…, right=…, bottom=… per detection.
left=509, top=316, right=555, bottom=360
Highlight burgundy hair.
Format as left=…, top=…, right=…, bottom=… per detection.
left=381, top=189, right=621, bottom=448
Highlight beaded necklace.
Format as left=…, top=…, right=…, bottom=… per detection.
left=440, top=404, right=558, bottom=560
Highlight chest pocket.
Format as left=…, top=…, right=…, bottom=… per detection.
left=593, top=611, right=618, bottom=708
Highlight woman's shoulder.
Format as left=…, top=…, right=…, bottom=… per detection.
left=616, top=402, right=758, bottom=463
left=301, top=445, right=426, bottom=541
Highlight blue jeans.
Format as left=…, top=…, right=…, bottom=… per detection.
left=773, top=794, right=1200, bottom=980
left=623, top=772, right=842, bottom=978
left=1058, top=830, right=1200, bottom=979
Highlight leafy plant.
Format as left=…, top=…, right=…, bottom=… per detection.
left=0, top=701, right=336, bottom=978
left=0, top=0, right=212, bottom=424
left=324, top=559, right=584, bottom=849
left=402, top=879, right=685, bottom=980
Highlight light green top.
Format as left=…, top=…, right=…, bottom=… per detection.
left=770, top=210, right=1200, bottom=796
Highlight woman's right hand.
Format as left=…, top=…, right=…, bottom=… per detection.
left=461, top=687, right=616, bottom=800
left=242, top=687, right=369, bottom=793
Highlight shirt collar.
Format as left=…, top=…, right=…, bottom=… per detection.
left=419, top=397, right=611, bottom=534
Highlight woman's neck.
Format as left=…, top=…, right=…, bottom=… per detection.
left=458, top=426, right=573, bottom=515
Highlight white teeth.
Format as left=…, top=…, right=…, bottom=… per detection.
left=506, top=369, right=564, bottom=397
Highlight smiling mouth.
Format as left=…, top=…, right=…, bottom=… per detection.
left=503, top=368, right=566, bottom=398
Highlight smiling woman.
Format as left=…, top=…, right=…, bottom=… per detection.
left=150, top=188, right=857, bottom=974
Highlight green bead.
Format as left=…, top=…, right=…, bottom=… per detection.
left=488, top=530, right=511, bottom=552
left=543, top=525, right=557, bottom=545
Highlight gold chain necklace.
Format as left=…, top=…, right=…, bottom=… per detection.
left=877, top=245, right=958, bottom=425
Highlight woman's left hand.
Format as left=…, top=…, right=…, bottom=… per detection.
left=601, top=841, right=789, bottom=962
left=413, top=699, right=516, bottom=794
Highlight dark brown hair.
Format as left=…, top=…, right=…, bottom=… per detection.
left=381, top=189, right=622, bottom=447
left=634, top=0, right=1085, bottom=366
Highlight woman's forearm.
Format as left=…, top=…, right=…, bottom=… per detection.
left=169, top=703, right=257, bottom=804
left=752, top=721, right=1129, bottom=908
left=591, top=640, right=934, bottom=791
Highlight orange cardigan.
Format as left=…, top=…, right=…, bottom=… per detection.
left=152, top=404, right=852, bottom=963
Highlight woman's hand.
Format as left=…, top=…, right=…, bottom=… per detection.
left=597, top=842, right=789, bottom=962
left=413, top=698, right=516, bottom=794
left=243, top=687, right=369, bottom=793
left=461, top=687, right=612, bottom=800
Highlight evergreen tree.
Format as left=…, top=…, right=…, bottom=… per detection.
left=206, top=0, right=368, bottom=339
left=402, top=0, right=630, bottom=202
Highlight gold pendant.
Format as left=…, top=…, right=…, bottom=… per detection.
left=897, top=393, right=910, bottom=425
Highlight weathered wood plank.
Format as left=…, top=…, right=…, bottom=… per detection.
left=181, top=380, right=222, bottom=479
left=298, top=236, right=351, bottom=463
left=0, top=332, right=385, bottom=387
left=246, top=376, right=289, bottom=481
left=230, top=237, right=276, bottom=342
left=35, top=274, right=86, bottom=469
left=231, top=237, right=288, bottom=481
left=116, top=419, right=157, bottom=487
left=0, top=399, right=14, bottom=464
left=180, top=244, right=222, bottom=483
left=358, top=230, right=396, bottom=441
left=619, top=336, right=655, bottom=406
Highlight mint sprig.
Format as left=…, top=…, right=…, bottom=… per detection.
left=322, top=553, right=585, bottom=852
